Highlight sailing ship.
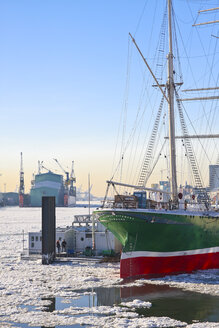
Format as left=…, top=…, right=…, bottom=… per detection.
left=94, top=0, right=219, bottom=278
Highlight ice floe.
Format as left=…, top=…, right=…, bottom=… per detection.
left=144, top=269, right=219, bottom=296
left=1, top=207, right=219, bottom=327
left=120, top=299, right=152, bottom=308
left=186, top=324, right=219, bottom=328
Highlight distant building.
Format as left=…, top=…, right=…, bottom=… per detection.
left=209, top=190, right=219, bottom=205
left=209, top=165, right=219, bottom=190
left=0, top=193, right=3, bottom=206
left=184, top=183, right=193, bottom=195
left=3, top=192, right=19, bottom=206
left=151, top=183, right=159, bottom=189
left=159, top=180, right=170, bottom=192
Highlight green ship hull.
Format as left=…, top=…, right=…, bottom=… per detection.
left=94, top=208, right=219, bottom=278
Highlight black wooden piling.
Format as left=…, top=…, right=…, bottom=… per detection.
left=42, top=196, right=56, bottom=264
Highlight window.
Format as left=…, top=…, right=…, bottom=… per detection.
left=85, top=233, right=92, bottom=238
left=36, top=236, right=38, bottom=241
left=81, top=237, right=84, bottom=241
left=31, top=242, right=34, bottom=248
left=31, top=236, right=34, bottom=241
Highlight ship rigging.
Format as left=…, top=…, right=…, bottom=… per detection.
left=94, top=0, right=219, bottom=279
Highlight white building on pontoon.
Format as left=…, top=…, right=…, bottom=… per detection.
left=28, top=214, right=121, bottom=256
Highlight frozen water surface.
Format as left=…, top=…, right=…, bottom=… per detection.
left=1, top=207, right=219, bottom=327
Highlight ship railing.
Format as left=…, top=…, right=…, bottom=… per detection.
left=102, top=198, right=218, bottom=212
left=102, top=200, right=138, bottom=209
left=186, top=202, right=218, bottom=212
left=73, top=214, right=97, bottom=223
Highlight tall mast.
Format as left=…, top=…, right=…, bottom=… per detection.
left=167, top=0, right=178, bottom=203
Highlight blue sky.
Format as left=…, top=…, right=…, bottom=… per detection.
left=0, top=0, right=218, bottom=195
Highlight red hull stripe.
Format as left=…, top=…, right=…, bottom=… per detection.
left=121, top=247, right=219, bottom=259
left=120, top=251, right=219, bottom=278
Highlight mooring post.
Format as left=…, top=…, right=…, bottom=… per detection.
left=42, top=196, right=56, bottom=264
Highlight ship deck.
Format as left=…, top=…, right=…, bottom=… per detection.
left=97, top=207, right=219, bottom=218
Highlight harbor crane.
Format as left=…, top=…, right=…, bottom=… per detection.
left=38, top=161, right=51, bottom=173
left=53, top=158, right=74, bottom=207
left=41, top=165, right=51, bottom=172
left=70, top=161, right=76, bottom=182
left=53, top=159, right=70, bottom=186
left=70, top=161, right=76, bottom=194
left=19, top=152, right=25, bottom=207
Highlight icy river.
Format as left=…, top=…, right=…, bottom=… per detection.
left=1, top=206, right=219, bottom=327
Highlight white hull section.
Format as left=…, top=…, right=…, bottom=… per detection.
left=121, top=247, right=219, bottom=260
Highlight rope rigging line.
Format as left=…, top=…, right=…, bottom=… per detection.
left=179, top=95, right=218, bottom=166
left=111, top=61, right=158, bottom=183
left=146, top=0, right=159, bottom=63
left=154, top=3, right=168, bottom=84
left=199, top=24, right=219, bottom=167
left=175, top=89, right=209, bottom=204
left=134, top=0, right=149, bottom=37
left=102, top=182, right=110, bottom=208
left=144, top=110, right=169, bottom=186
left=111, top=183, right=130, bottom=203
left=110, top=37, right=132, bottom=181
left=124, top=57, right=157, bottom=185
left=172, top=7, right=183, bottom=84
left=120, top=5, right=170, bottom=187
left=186, top=2, right=219, bottom=99
left=131, top=10, right=170, bottom=186
left=124, top=61, right=166, bottom=185
left=205, top=39, right=219, bottom=162
left=110, top=1, right=218, bottom=201
left=144, top=140, right=167, bottom=185
left=137, top=91, right=166, bottom=187
left=174, top=2, right=219, bottom=174
left=111, top=31, right=162, bottom=184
